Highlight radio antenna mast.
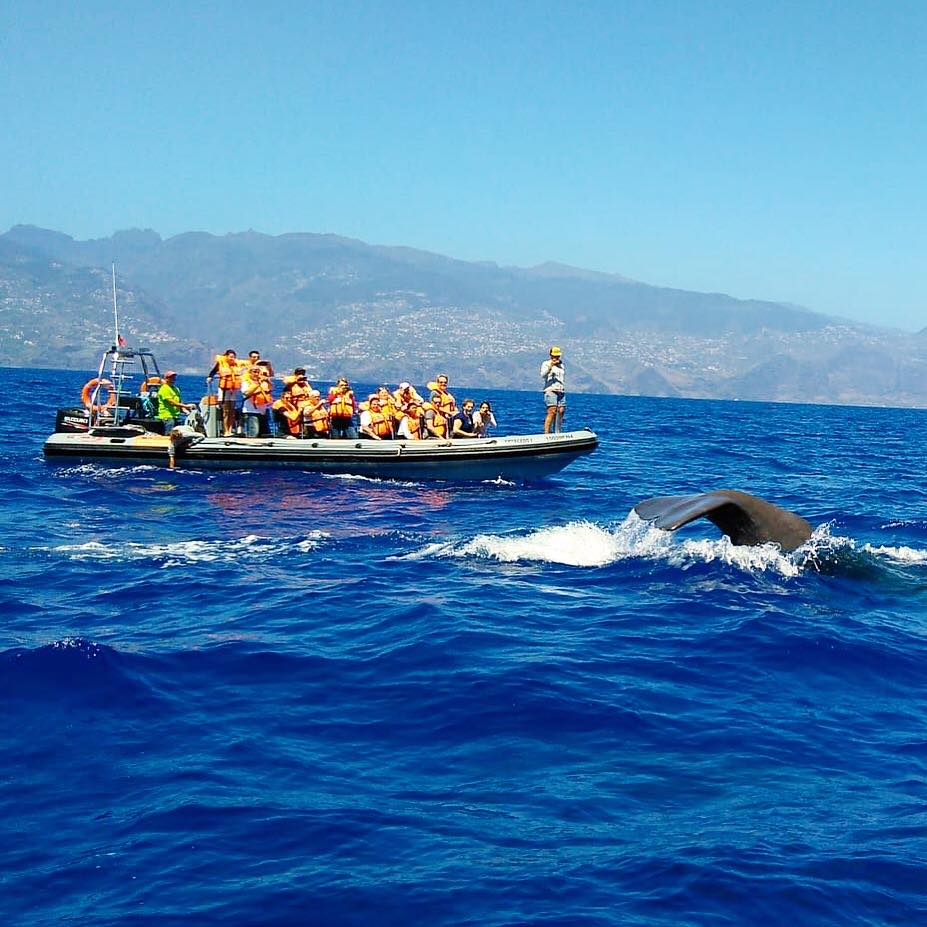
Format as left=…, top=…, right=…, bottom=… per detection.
left=111, top=263, right=125, bottom=348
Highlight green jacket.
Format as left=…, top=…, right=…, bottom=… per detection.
left=157, top=381, right=185, bottom=420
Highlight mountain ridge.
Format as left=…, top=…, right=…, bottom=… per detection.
left=1, top=224, right=923, bottom=407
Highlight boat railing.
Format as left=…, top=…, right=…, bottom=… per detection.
left=87, top=346, right=162, bottom=428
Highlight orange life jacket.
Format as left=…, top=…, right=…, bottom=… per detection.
left=272, top=395, right=302, bottom=435
left=366, top=409, right=393, bottom=438
left=279, top=380, right=309, bottom=407
left=426, top=404, right=448, bottom=437
left=378, top=396, right=397, bottom=420
left=402, top=406, right=423, bottom=439
left=216, top=354, right=243, bottom=391
left=393, top=387, right=420, bottom=409
left=305, top=402, right=330, bottom=435
left=329, top=389, right=355, bottom=418
left=243, top=375, right=274, bottom=409
left=434, top=389, right=456, bottom=415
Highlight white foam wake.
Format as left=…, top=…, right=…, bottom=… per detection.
left=401, top=515, right=680, bottom=568
left=43, top=532, right=327, bottom=567
left=53, top=463, right=163, bottom=477
left=320, top=472, right=422, bottom=488
left=458, top=521, right=628, bottom=567
left=402, top=514, right=897, bottom=578
left=863, top=544, right=927, bottom=564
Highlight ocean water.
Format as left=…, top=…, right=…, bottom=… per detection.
left=3, top=366, right=927, bottom=926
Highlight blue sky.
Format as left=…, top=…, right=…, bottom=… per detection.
left=2, top=1, right=924, bottom=329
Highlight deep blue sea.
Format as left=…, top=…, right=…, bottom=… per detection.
left=3, top=366, right=927, bottom=926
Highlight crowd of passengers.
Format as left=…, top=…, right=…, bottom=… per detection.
left=151, top=348, right=497, bottom=440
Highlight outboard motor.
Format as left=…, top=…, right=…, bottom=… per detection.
left=55, top=407, right=91, bottom=433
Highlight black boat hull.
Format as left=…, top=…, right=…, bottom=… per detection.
left=43, top=429, right=599, bottom=482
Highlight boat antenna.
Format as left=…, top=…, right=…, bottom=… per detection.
left=112, top=263, right=125, bottom=348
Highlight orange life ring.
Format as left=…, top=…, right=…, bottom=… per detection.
left=141, top=376, right=162, bottom=392
left=81, top=378, right=116, bottom=411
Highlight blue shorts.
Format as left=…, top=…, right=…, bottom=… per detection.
left=544, top=390, right=565, bottom=408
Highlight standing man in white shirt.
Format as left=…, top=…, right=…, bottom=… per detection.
left=540, top=346, right=565, bottom=434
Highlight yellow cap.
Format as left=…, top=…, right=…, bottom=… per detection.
left=550, top=346, right=562, bottom=356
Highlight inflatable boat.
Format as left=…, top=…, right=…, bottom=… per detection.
left=43, top=426, right=598, bottom=481
left=44, top=347, right=597, bottom=481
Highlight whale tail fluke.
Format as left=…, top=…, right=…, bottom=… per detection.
left=634, top=490, right=813, bottom=551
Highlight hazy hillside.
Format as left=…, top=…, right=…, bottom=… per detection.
left=1, top=224, right=925, bottom=406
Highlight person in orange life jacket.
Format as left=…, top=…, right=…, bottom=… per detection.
left=451, top=398, right=479, bottom=439
left=271, top=397, right=301, bottom=437
left=375, top=385, right=398, bottom=422
left=396, top=400, right=425, bottom=440
left=206, top=348, right=246, bottom=436
left=473, top=400, right=497, bottom=437
left=359, top=395, right=394, bottom=440
left=241, top=362, right=275, bottom=437
left=382, top=387, right=407, bottom=434
left=426, top=374, right=457, bottom=416
left=303, top=390, right=331, bottom=438
left=392, top=381, right=424, bottom=410
left=273, top=369, right=311, bottom=434
left=327, top=377, right=357, bottom=439
left=277, top=368, right=310, bottom=402
left=246, top=352, right=275, bottom=434
left=257, top=360, right=277, bottom=433
left=423, top=392, right=450, bottom=439
left=286, top=368, right=311, bottom=397
left=272, top=376, right=307, bottom=437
